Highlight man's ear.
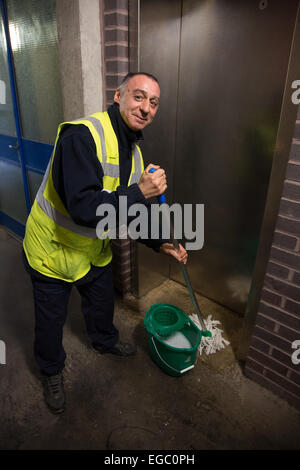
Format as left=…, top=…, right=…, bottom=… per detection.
left=114, top=88, right=121, bottom=104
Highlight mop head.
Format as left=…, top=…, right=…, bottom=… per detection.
left=189, top=314, right=230, bottom=355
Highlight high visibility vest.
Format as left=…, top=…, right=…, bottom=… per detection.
left=23, top=111, right=144, bottom=282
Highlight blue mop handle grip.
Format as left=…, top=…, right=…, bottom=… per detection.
left=148, top=167, right=166, bottom=204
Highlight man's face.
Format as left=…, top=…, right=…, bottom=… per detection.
left=114, top=75, right=160, bottom=131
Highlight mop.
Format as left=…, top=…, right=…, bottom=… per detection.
left=149, top=168, right=230, bottom=356
left=190, top=314, right=230, bottom=356
left=171, top=239, right=230, bottom=356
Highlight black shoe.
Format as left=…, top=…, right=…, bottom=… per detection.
left=42, top=372, right=65, bottom=414
left=93, top=341, right=137, bottom=357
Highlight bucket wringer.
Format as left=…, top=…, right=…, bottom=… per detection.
left=144, top=303, right=202, bottom=377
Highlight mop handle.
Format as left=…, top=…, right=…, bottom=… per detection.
left=179, top=264, right=207, bottom=332
left=149, top=168, right=207, bottom=332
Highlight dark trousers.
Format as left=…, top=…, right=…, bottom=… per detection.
left=30, top=264, right=119, bottom=376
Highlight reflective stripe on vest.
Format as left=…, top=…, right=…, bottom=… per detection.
left=36, top=157, right=98, bottom=238
left=35, top=115, right=143, bottom=239
left=74, top=116, right=142, bottom=183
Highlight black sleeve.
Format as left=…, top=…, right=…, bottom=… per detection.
left=133, top=202, right=170, bottom=252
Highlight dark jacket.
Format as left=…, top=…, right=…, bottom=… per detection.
left=23, top=103, right=167, bottom=284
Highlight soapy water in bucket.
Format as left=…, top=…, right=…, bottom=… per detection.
left=158, top=330, right=192, bottom=349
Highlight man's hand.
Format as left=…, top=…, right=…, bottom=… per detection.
left=160, top=243, right=188, bottom=265
left=138, top=164, right=167, bottom=199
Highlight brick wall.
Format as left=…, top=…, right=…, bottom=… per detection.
left=102, top=0, right=134, bottom=295
left=245, top=113, right=300, bottom=410
left=103, top=0, right=129, bottom=108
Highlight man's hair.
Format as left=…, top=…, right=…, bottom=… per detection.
left=119, top=72, right=159, bottom=96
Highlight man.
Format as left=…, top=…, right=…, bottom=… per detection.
left=23, top=72, right=188, bottom=414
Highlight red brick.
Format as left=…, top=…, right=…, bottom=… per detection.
left=245, top=358, right=264, bottom=375
left=112, top=249, right=131, bottom=262
left=266, top=260, right=290, bottom=280
left=256, top=312, right=277, bottom=332
left=264, top=274, right=300, bottom=303
left=115, top=257, right=131, bottom=267
left=290, top=370, right=300, bottom=386
left=104, top=11, right=128, bottom=27
left=293, top=270, right=300, bottom=285
left=112, top=241, right=129, bottom=252
left=278, top=323, right=300, bottom=341
left=276, top=215, right=300, bottom=237
left=105, top=44, right=129, bottom=59
left=282, top=180, right=300, bottom=202
left=250, top=336, right=271, bottom=354
left=294, top=121, right=300, bottom=140
left=270, top=246, right=300, bottom=270
left=286, top=162, right=300, bottom=182
left=104, top=0, right=128, bottom=9
left=285, top=298, right=300, bottom=316
left=113, top=238, right=130, bottom=248
left=260, top=288, right=282, bottom=306
left=259, top=302, right=300, bottom=331
left=112, top=242, right=130, bottom=257
left=106, top=89, right=115, bottom=103
left=253, top=325, right=291, bottom=354
left=272, top=231, right=298, bottom=251
left=271, top=348, right=300, bottom=373
left=248, top=347, right=289, bottom=377
left=265, top=368, right=300, bottom=397
left=279, top=198, right=300, bottom=219
left=105, top=29, right=128, bottom=44
left=106, top=74, right=126, bottom=88
left=119, top=266, right=131, bottom=277
left=106, top=59, right=129, bottom=74
left=289, top=141, right=300, bottom=162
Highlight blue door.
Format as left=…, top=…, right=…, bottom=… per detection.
left=0, top=0, right=63, bottom=237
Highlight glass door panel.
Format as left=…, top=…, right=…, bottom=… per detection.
left=6, top=0, right=63, bottom=203
left=0, top=0, right=63, bottom=236
left=6, top=0, right=63, bottom=144
left=0, top=4, right=27, bottom=227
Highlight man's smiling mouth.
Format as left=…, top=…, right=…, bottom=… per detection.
left=134, top=115, right=147, bottom=122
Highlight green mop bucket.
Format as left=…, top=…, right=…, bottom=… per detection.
left=144, top=303, right=202, bottom=377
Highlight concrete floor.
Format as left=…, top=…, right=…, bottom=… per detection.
left=0, top=229, right=299, bottom=450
